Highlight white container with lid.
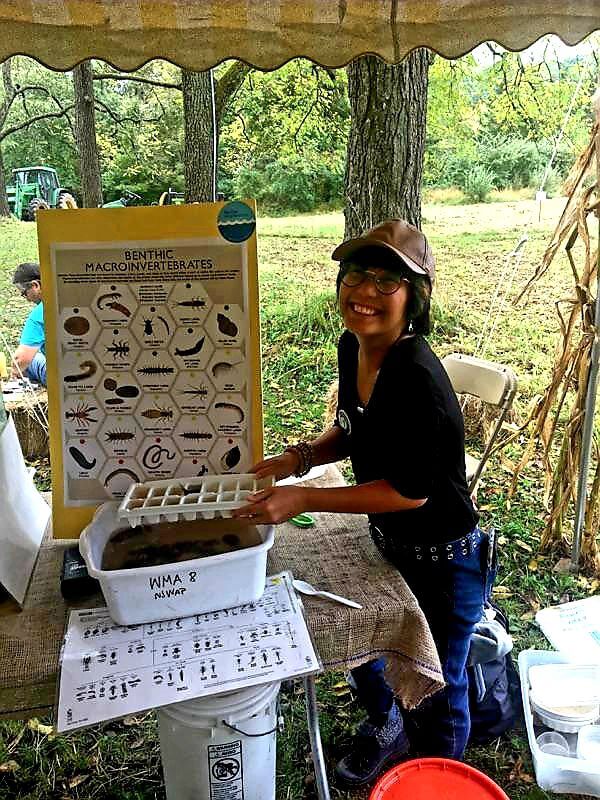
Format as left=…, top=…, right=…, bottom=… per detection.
left=80, top=501, right=274, bottom=625
left=529, top=664, right=600, bottom=707
left=519, top=650, right=600, bottom=797
left=530, top=693, right=600, bottom=733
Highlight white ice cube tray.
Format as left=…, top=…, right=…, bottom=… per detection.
left=118, top=474, right=274, bottom=527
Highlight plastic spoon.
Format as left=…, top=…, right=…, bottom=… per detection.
left=292, top=579, right=362, bottom=609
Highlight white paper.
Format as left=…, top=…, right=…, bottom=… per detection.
left=56, top=572, right=320, bottom=732
left=536, top=595, right=600, bottom=662
left=0, top=416, right=50, bottom=604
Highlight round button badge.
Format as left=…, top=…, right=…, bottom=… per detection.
left=337, top=409, right=351, bottom=435
left=217, top=201, right=256, bottom=243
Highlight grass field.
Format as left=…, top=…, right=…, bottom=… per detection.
left=0, top=197, right=595, bottom=800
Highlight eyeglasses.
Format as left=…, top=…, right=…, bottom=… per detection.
left=340, top=266, right=408, bottom=295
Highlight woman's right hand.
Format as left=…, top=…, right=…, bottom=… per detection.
left=250, top=450, right=300, bottom=481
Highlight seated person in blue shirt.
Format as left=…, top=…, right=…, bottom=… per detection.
left=11, top=262, right=47, bottom=386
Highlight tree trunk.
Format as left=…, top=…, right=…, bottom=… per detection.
left=72, top=61, right=103, bottom=207
left=0, top=146, right=10, bottom=217
left=182, top=69, right=216, bottom=202
left=344, top=50, right=431, bottom=238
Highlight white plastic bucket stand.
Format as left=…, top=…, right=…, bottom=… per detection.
left=158, top=681, right=281, bottom=800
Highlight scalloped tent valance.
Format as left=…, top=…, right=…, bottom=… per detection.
left=0, top=0, right=598, bottom=71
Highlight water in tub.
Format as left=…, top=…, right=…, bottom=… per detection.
left=101, top=517, right=262, bottom=570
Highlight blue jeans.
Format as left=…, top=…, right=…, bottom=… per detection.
left=351, top=527, right=490, bottom=759
left=24, top=351, right=46, bottom=385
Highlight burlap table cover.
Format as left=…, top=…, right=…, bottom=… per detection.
left=0, top=469, right=443, bottom=719
left=268, top=471, right=444, bottom=710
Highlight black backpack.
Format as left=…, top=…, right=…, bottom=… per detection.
left=467, top=601, right=523, bottom=745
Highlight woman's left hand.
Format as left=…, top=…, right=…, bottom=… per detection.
left=232, top=486, right=307, bottom=525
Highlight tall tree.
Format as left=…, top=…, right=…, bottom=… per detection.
left=344, top=50, right=431, bottom=237
left=181, top=69, right=216, bottom=202
left=72, top=61, right=102, bottom=207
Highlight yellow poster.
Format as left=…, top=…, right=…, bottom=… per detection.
left=37, top=201, right=262, bottom=539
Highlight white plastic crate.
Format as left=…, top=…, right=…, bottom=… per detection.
left=518, top=649, right=600, bottom=797
left=79, top=502, right=274, bottom=625
left=118, top=474, right=274, bottom=527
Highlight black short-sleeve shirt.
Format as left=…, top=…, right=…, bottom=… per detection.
left=335, top=330, right=478, bottom=545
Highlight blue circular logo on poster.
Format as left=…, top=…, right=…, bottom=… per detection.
left=217, top=201, right=256, bottom=243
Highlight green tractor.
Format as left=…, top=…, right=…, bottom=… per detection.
left=7, top=166, right=77, bottom=220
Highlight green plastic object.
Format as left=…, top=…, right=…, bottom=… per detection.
left=290, top=513, right=315, bottom=528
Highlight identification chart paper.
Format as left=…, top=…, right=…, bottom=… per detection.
left=38, top=202, right=263, bottom=538
left=56, top=573, right=320, bottom=732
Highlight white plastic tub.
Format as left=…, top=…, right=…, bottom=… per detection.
left=519, top=650, right=600, bottom=797
left=79, top=502, right=274, bottom=625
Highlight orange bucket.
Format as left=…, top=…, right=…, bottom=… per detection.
left=369, top=758, right=509, bottom=800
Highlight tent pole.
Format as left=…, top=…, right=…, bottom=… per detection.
left=571, top=87, right=600, bottom=570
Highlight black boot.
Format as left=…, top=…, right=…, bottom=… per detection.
left=335, top=703, right=411, bottom=787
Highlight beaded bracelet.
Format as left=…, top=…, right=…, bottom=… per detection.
left=285, top=441, right=314, bottom=478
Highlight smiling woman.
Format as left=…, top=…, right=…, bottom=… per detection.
left=231, top=217, right=488, bottom=786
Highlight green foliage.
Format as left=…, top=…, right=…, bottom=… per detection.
left=235, top=155, right=344, bottom=213
left=1, top=58, right=78, bottom=192
left=1, top=40, right=597, bottom=215
left=425, top=45, right=596, bottom=201
left=219, top=60, right=349, bottom=213
left=462, top=165, right=495, bottom=202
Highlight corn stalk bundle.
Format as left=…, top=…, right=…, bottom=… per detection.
left=510, top=124, right=600, bottom=572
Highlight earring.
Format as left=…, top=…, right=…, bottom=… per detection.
left=408, top=320, right=414, bottom=334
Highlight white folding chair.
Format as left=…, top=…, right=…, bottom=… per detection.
left=442, top=353, right=518, bottom=493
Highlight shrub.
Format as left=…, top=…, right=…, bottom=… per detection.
left=234, top=155, right=344, bottom=214
left=462, top=166, right=495, bottom=203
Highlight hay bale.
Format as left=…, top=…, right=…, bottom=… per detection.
left=458, top=393, right=518, bottom=447
left=4, top=390, right=49, bottom=460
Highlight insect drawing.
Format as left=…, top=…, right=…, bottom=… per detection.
left=137, top=365, right=175, bottom=376
left=217, top=313, right=238, bottom=337
left=104, top=467, right=140, bottom=487
left=173, top=297, right=206, bottom=310
left=64, top=360, right=97, bottom=383
left=97, top=292, right=131, bottom=318
left=181, top=383, right=209, bottom=398
left=142, top=316, right=170, bottom=336
left=105, top=340, right=130, bottom=359
left=65, top=402, right=98, bottom=427
left=115, top=385, right=140, bottom=398
left=214, top=401, right=245, bottom=424
left=178, top=431, right=213, bottom=440
left=212, top=361, right=234, bottom=379
left=104, top=429, right=136, bottom=443
left=142, top=444, right=176, bottom=470
left=69, top=446, right=97, bottom=470
left=174, top=335, right=205, bottom=357
left=140, top=404, right=174, bottom=421
left=221, top=445, right=241, bottom=470
left=64, top=316, right=90, bottom=336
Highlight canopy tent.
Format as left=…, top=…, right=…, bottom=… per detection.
left=0, top=1, right=599, bottom=71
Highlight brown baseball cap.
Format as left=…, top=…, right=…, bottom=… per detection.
left=332, top=219, right=435, bottom=283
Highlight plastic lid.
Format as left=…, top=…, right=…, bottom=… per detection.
left=530, top=693, right=599, bottom=722
left=529, top=664, right=600, bottom=706
left=369, top=758, right=509, bottom=800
